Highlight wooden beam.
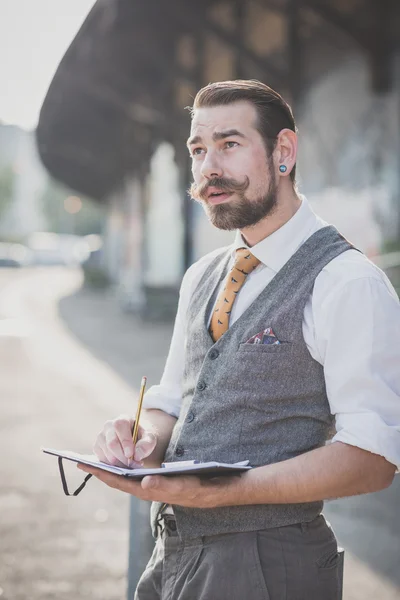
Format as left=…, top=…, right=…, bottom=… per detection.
left=303, top=0, right=368, bottom=49
left=204, top=16, right=287, bottom=86
left=251, top=0, right=289, bottom=13
left=171, top=0, right=288, bottom=88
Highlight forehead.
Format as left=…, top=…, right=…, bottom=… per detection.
left=189, top=101, right=258, bottom=137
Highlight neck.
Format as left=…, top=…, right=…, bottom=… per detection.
left=239, top=186, right=302, bottom=247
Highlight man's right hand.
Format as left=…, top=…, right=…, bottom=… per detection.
left=93, top=415, right=157, bottom=468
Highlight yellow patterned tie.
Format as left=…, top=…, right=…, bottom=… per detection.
left=209, top=248, right=260, bottom=342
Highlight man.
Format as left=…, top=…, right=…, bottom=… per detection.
left=79, top=80, right=399, bottom=599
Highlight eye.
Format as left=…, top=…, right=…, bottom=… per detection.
left=224, top=141, right=238, bottom=149
left=191, top=147, right=204, bottom=156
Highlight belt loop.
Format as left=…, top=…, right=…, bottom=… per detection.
left=156, top=520, right=163, bottom=538
left=155, top=511, right=164, bottom=539
left=157, top=514, right=178, bottom=538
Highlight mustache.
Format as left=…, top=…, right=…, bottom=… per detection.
left=189, top=177, right=250, bottom=201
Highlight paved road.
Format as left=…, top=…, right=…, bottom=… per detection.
left=0, top=267, right=149, bottom=600
left=0, top=267, right=399, bottom=600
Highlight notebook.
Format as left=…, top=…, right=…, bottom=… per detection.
left=42, top=447, right=252, bottom=479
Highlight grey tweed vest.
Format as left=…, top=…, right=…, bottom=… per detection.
left=151, top=226, right=353, bottom=540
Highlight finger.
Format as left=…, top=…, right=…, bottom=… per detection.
left=134, top=432, right=157, bottom=462
left=95, top=438, right=142, bottom=469
left=95, top=433, right=125, bottom=467
left=105, top=429, right=131, bottom=466
left=78, top=464, right=124, bottom=487
left=93, top=423, right=122, bottom=465
left=77, top=464, right=147, bottom=497
left=141, top=475, right=165, bottom=491
left=102, top=444, right=126, bottom=468
left=95, top=432, right=142, bottom=468
left=141, top=474, right=186, bottom=494
left=113, top=416, right=136, bottom=459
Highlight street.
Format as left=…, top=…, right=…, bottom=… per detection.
left=0, top=266, right=399, bottom=600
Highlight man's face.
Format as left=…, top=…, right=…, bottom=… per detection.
left=188, top=101, right=278, bottom=230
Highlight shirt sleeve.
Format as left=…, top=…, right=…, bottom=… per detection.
left=314, top=275, right=400, bottom=470
left=142, top=261, right=200, bottom=418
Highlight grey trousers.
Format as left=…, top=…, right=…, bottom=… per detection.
left=134, top=515, right=340, bottom=600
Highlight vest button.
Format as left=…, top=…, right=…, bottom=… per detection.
left=187, top=412, right=194, bottom=423
left=196, top=381, right=206, bottom=391
left=175, top=445, right=184, bottom=457
left=209, top=349, right=219, bottom=360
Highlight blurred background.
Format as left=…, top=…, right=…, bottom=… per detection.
left=0, top=1, right=399, bottom=599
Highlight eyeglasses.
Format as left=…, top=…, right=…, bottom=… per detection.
left=57, top=456, right=93, bottom=496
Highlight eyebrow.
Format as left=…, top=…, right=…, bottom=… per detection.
left=186, top=129, right=246, bottom=148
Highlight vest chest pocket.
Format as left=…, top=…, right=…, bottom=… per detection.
left=233, top=341, right=294, bottom=386
left=237, top=341, right=292, bottom=354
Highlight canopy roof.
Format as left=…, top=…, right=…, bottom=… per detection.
left=36, top=0, right=400, bottom=200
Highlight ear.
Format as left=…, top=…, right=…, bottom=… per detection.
left=273, top=128, right=297, bottom=177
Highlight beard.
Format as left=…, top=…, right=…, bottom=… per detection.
left=189, top=167, right=278, bottom=231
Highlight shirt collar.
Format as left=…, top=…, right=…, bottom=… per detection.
left=232, top=196, right=319, bottom=273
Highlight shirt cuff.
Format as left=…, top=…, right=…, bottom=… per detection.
left=332, top=412, right=400, bottom=472
left=142, top=385, right=182, bottom=419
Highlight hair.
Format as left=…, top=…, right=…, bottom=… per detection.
left=190, top=79, right=297, bottom=182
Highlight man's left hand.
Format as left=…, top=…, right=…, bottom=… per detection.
left=77, top=463, right=242, bottom=508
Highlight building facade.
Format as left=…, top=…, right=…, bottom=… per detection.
left=36, top=0, right=400, bottom=315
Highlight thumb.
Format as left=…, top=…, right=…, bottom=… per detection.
left=134, top=432, right=157, bottom=461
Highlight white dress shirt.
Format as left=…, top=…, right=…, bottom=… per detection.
left=143, top=197, right=400, bottom=470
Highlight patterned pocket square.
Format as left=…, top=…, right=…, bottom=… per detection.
left=245, top=327, right=281, bottom=345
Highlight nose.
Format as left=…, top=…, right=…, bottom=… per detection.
left=200, top=151, right=223, bottom=180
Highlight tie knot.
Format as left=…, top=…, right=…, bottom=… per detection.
left=234, top=248, right=260, bottom=275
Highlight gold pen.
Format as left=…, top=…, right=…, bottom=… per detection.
left=131, top=376, right=147, bottom=458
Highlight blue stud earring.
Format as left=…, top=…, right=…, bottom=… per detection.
left=279, top=165, right=287, bottom=173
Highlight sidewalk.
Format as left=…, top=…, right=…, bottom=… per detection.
left=59, top=285, right=174, bottom=394
left=0, top=268, right=151, bottom=600
left=59, top=282, right=400, bottom=600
